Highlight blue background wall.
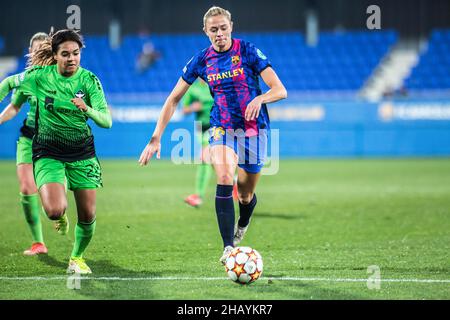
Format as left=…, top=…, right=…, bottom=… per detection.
left=1, top=98, right=450, bottom=159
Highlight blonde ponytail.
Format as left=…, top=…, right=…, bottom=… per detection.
left=26, top=38, right=56, bottom=68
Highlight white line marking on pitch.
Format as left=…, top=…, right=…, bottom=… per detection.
left=0, top=276, right=449, bottom=283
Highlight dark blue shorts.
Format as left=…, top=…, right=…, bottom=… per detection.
left=209, top=127, right=268, bottom=174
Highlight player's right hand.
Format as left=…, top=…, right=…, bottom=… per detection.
left=139, top=137, right=161, bottom=166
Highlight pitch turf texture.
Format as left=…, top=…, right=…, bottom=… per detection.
left=0, top=159, right=449, bottom=300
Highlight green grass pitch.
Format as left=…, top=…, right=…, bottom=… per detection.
left=0, top=159, right=449, bottom=299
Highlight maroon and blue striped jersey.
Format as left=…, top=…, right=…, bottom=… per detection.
left=181, top=39, right=271, bottom=136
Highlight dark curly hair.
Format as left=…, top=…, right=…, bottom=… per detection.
left=29, top=29, right=84, bottom=67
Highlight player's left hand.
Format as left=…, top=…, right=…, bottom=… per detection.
left=71, top=98, right=88, bottom=112
left=245, top=96, right=263, bottom=121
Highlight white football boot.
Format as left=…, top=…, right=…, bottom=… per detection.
left=233, top=222, right=249, bottom=246
left=219, top=245, right=234, bottom=265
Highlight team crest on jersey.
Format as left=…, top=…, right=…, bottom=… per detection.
left=212, top=127, right=225, bottom=141
left=74, top=89, right=85, bottom=99
left=231, top=55, right=240, bottom=65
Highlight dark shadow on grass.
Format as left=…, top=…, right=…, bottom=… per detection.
left=297, top=266, right=450, bottom=274
left=228, top=274, right=366, bottom=299
left=68, top=259, right=163, bottom=300
left=260, top=279, right=365, bottom=300
left=256, top=212, right=304, bottom=220
left=37, top=255, right=67, bottom=269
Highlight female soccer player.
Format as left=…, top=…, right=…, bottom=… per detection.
left=139, top=6, right=287, bottom=263
left=0, top=29, right=112, bottom=274
left=0, top=32, right=49, bottom=256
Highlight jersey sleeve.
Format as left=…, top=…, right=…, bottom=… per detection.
left=0, top=73, right=28, bottom=102
left=15, top=67, right=40, bottom=97
left=84, top=72, right=112, bottom=128
left=245, top=42, right=271, bottom=75
left=0, top=67, right=40, bottom=103
left=11, top=89, right=29, bottom=108
left=0, top=75, right=15, bottom=102
left=181, top=53, right=203, bottom=85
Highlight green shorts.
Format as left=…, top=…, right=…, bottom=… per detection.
left=34, top=157, right=103, bottom=191
left=16, top=136, right=33, bottom=165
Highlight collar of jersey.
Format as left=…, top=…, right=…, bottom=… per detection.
left=212, top=38, right=235, bottom=54
left=53, top=65, right=82, bottom=81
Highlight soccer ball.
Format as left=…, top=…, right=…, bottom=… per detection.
left=225, top=247, right=263, bottom=284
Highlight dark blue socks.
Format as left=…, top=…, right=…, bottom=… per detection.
left=238, top=194, right=257, bottom=228
left=215, top=184, right=235, bottom=248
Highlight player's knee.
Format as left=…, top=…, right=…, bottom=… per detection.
left=80, top=209, right=96, bottom=223
left=19, top=181, right=38, bottom=195
left=43, top=204, right=67, bottom=220
left=238, top=191, right=254, bottom=205
left=217, top=173, right=234, bottom=185
left=79, top=213, right=96, bottom=224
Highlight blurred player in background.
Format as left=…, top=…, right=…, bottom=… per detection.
left=182, top=78, right=213, bottom=207
left=136, top=41, right=161, bottom=73
left=0, top=29, right=112, bottom=274
left=0, top=32, right=49, bottom=256
left=139, top=6, right=287, bottom=263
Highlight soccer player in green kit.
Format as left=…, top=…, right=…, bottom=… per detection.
left=0, top=29, right=112, bottom=274
left=0, top=32, right=50, bottom=256
left=182, top=78, right=214, bottom=207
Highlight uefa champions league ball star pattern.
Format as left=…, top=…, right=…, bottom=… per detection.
left=225, top=247, right=263, bottom=284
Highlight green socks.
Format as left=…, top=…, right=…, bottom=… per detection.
left=195, top=163, right=212, bottom=199
left=20, top=193, right=44, bottom=243
left=71, top=220, right=96, bottom=258
left=20, top=191, right=96, bottom=258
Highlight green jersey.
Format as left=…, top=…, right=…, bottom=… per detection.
left=9, top=64, right=111, bottom=162
left=11, top=90, right=38, bottom=139
left=0, top=75, right=37, bottom=138
left=182, top=79, right=213, bottom=131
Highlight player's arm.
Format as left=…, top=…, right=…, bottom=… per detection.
left=0, top=90, right=28, bottom=125
left=85, top=104, right=112, bottom=128
left=245, top=67, right=287, bottom=121
left=182, top=87, right=193, bottom=115
left=0, top=104, right=19, bottom=125
left=71, top=97, right=112, bottom=128
left=0, top=68, right=39, bottom=104
left=0, top=75, right=19, bottom=103
left=72, top=74, right=112, bottom=128
left=139, top=77, right=191, bottom=165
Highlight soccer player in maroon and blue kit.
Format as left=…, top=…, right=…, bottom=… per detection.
left=139, top=6, right=287, bottom=263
